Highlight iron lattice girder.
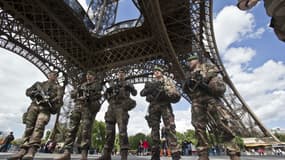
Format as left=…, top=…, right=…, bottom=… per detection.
left=0, top=8, right=83, bottom=85
left=92, top=27, right=162, bottom=71
left=0, top=0, right=278, bottom=141
left=0, top=0, right=93, bottom=70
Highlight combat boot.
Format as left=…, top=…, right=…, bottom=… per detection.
left=95, top=148, right=111, bottom=160
left=151, top=147, right=160, bottom=160
left=54, top=149, right=71, bottom=160
left=228, top=151, right=240, bottom=160
left=197, top=149, right=209, bottom=160
left=171, top=151, right=181, bottom=160
left=80, top=150, right=88, bottom=160
left=198, top=154, right=209, bottom=160
left=121, top=149, right=128, bottom=160
left=230, top=155, right=240, bottom=160
left=7, top=148, right=27, bottom=160
left=22, top=147, right=37, bottom=160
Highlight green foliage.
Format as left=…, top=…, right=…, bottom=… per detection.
left=45, top=130, right=51, bottom=141
left=176, top=129, right=197, bottom=146
left=274, top=133, right=285, bottom=142
left=128, top=133, right=152, bottom=150
left=128, top=133, right=146, bottom=150
left=91, top=120, right=106, bottom=152
left=234, top=136, right=244, bottom=149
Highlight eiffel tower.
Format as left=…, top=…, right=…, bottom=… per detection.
left=0, top=0, right=278, bottom=141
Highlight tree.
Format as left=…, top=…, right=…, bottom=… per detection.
left=128, top=133, right=152, bottom=155
left=128, top=133, right=146, bottom=150
left=91, top=120, right=106, bottom=152
left=176, top=129, right=197, bottom=146
left=184, top=129, right=197, bottom=145
left=234, top=136, right=244, bottom=149
left=274, top=133, right=285, bottom=142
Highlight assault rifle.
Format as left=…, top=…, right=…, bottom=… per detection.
left=77, top=85, right=100, bottom=103
left=143, top=80, right=166, bottom=101
left=186, top=71, right=209, bottom=92
left=105, top=80, right=136, bottom=100
left=30, top=83, right=53, bottom=110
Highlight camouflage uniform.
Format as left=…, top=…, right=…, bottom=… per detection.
left=56, top=80, right=102, bottom=160
left=141, top=75, right=181, bottom=160
left=8, top=79, right=63, bottom=160
left=97, top=79, right=137, bottom=160
left=184, top=59, right=240, bottom=160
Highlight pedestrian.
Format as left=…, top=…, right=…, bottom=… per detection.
left=142, top=139, right=149, bottom=156
left=137, top=140, right=143, bottom=156
left=0, top=132, right=14, bottom=152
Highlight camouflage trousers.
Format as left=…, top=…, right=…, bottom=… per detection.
left=147, top=103, right=180, bottom=153
left=22, top=103, right=50, bottom=148
left=103, top=102, right=130, bottom=151
left=191, top=96, right=240, bottom=154
left=63, top=102, right=99, bottom=151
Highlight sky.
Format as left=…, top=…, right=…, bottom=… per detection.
left=0, top=0, right=284, bottom=139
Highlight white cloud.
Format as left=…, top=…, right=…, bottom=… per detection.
left=213, top=5, right=264, bottom=53
left=247, top=27, right=265, bottom=39
left=214, top=5, right=285, bottom=130
left=0, top=48, right=46, bottom=138
left=224, top=47, right=256, bottom=65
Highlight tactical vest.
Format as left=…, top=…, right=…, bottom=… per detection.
left=78, top=81, right=102, bottom=102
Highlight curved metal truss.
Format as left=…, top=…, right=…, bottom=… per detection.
left=0, top=9, right=67, bottom=85
left=0, top=0, right=278, bottom=141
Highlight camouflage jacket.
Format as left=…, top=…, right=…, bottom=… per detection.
left=26, top=80, right=63, bottom=113
left=184, top=63, right=219, bottom=99
left=72, top=80, right=102, bottom=103
left=141, top=76, right=180, bottom=104
left=105, top=79, right=137, bottom=103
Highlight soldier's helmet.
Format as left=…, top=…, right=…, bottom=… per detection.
left=187, top=55, right=199, bottom=61
left=154, top=65, right=164, bottom=72
left=87, top=70, right=95, bottom=76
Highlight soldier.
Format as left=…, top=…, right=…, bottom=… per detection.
left=55, top=70, right=102, bottom=160
left=184, top=55, right=240, bottom=160
left=140, top=66, right=181, bottom=160
left=96, top=70, right=137, bottom=160
left=7, top=71, right=63, bottom=160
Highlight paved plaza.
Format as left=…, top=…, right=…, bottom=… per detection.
left=0, top=153, right=284, bottom=160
